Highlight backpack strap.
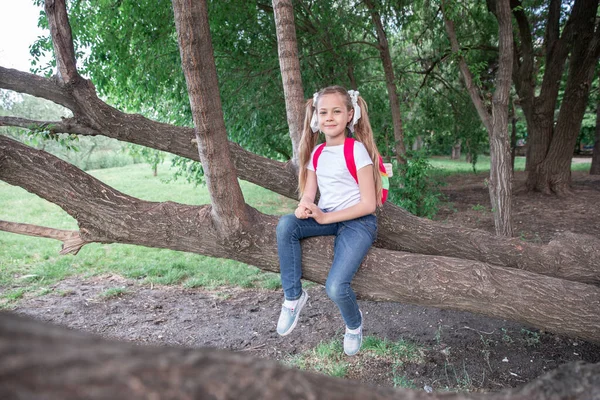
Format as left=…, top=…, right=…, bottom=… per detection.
left=313, top=138, right=359, bottom=184
left=312, top=142, right=327, bottom=171
left=344, top=137, right=358, bottom=183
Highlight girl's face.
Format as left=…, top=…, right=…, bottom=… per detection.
left=317, top=93, right=353, bottom=144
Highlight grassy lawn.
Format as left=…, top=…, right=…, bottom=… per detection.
left=428, top=155, right=591, bottom=174
left=285, top=335, right=426, bottom=389
left=0, top=162, right=296, bottom=307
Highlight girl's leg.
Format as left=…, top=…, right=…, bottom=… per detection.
left=325, top=215, right=377, bottom=329
left=276, top=214, right=337, bottom=300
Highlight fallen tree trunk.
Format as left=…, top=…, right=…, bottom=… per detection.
left=1, top=312, right=599, bottom=400
left=1, top=67, right=599, bottom=285
left=1, top=135, right=600, bottom=343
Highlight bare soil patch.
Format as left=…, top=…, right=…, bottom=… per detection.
left=9, top=170, right=600, bottom=392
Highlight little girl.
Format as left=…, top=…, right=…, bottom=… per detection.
left=276, top=85, right=384, bottom=356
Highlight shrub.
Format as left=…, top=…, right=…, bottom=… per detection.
left=388, top=153, right=443, bottom=219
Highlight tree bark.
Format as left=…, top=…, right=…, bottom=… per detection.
left=172, top=0, right=249, bottom=237
left=45, top=0, right=78, bottom=83
left=2, top=66, right=600, bottom=286
left=509, top=0, right=600, bottom=194
left=452, top=139, right=461, bottom=160
left=510, top=99, right=517, bottom=170
left=364, top=0, right=407, bottom=165
left=2, top=135, right=600, bottom=343
left=488, top=0, right=514, bottom=236
left=442, top=0, right=514, bottom=236
left=591, top=96, right=600, bottom=175
left=272, top=0, right=304, bottom=164
left=527, top=0, right=600, bottom=195
left=2, top=312, right=600, bottom=400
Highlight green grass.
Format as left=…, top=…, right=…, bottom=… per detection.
left=101, top=287, right=129, bottom=299
left=0, top=162, right=297, bottom=301
left=429, top=155, right=591, bottom=174
left=285, top=336, right=426, bottom=380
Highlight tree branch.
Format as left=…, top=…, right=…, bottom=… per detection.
left=508, top=0, right=535, bottom=105
left=172, top=0, right=249, bottom=237
left=0, top=67, right=76, bottom=110
left=441, top=1, right=492, bottom=131
left=0, top=220, right=87, bottom=255
left=0, top=116, right=98, bottom=136
left=272, top=0, right=304, bottom=163
left=544, top=0, right=561, bottom=54
left=536, top=0, right=592, bottom=105
left=45, top=0, right=79, bottom=83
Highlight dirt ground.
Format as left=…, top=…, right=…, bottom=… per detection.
left=8, top=169, right=600, bottom=393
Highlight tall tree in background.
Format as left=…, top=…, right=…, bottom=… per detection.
left=591, top=94, right=600, bottom=175
left=441, top=0, right=514, bottom=236
left=509, top=0, right=600, bottom=194
left=364, top=0, right=407, bottom=164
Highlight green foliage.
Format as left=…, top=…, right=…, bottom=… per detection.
left=388, top=153, right=444, bottom=218
left=166, top=156, right=205, bottom=186
left=126, top=144, right=166, bottom=174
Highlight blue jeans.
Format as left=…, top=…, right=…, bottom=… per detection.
left=276, top=213, right=377, bottom=330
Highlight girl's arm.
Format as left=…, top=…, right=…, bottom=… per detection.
left=301, top=165, right=376, bottom=224
left=295, top=169, right=318, bottom=219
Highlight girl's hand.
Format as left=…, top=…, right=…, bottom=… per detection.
left=294, top=205, right=311, bottom=219
left=302, top=202, right=328, bottom=224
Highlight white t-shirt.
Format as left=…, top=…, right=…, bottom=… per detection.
left=307, top=141, right=373, bottom=212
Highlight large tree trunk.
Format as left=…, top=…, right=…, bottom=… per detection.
left=2, top=66, right=600, bottom=286
left=510, top=0, right=600, bottom=194
left=591, top=96, right=600, bottom=175
left=272, top=0, right=304, bottom=164
left=2, top=135, right=600, bottom=344
left=171, top=0, right=250, bottom=237
left=2, top=312, right=599, bottom=400
left=364, top=0, right=407, bottom=165
left=442, top=0, right=514, bottom=237
left=488, top=0, right=514, bottom=236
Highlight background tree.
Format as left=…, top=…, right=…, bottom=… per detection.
left=507, top=0, right=600, bottom=194
left=441, top=0, right=514, bottom=236
left=592, top=95, right=600, bottom=175
left=364, top=0, right=407, bottom=164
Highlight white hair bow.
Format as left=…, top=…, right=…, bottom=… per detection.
left=347, top=90, right=361, bottom=133
left=310, top=92, right=320, bottom=133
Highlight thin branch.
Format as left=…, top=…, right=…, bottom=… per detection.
left=0, top=116, right=99, bottom=136
left=441, top=0, right=491, bottom=131
left=45, top=0, right=79, bottom=83
left=0, top=220, right=88, bottom=255
left=545, top=0, right=561, bottom=55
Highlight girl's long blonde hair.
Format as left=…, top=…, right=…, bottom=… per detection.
left=298, top=85, right=384, bottom=206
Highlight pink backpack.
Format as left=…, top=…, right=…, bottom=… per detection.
left=312, top=138, right=389, bottom=204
